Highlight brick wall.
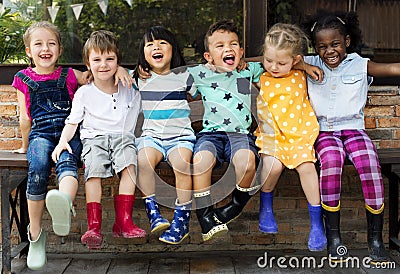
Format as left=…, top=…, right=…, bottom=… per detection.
left=0, top=84, right=398, bottom=253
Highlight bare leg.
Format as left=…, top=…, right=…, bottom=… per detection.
left=137, top=147, right=163, bottom=197
left=193, top=150, right=216, bottom=192
left=85, top=178, right=102, bottom=203
left=27, top=200, right=45, bottom=240
left=58, top=175, right=78, bottom=201
left=168, top=148, right=192, bottom=203
left=231, top=149, right=257, bottom=188
left=296, top=162, right=320, bottom=205
left=260, top=155, right=284, bottom=192
left=119, top=164, right=137, bottom=195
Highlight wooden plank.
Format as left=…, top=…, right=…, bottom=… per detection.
left=0, top=151, right=28, bottom=168
left=107, top=257, right=149, bottom=273
left=11, top=257, right=71, bottom=274
left=64, top=258, right=110, bottom=274
left=1, top=149, right=399, bottom=169
left=190, top=256, right=235, bottom=274
left=148, top=257, right=189, bottom=274
left=377, top=148, right=400, bottom=165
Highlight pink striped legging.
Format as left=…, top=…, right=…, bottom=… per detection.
left=314, top=130, right=384, bottom=210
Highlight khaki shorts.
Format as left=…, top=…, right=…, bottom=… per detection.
left=81, top=134, right=137, bottom=181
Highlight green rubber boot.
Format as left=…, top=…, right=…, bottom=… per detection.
left=46, top=189, right=75, bottom=236
left=27, top=225, right=47, bottom=270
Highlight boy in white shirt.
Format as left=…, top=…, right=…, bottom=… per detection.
left=52, top=30, right=144, bottom=250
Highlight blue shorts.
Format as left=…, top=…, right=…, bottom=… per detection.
left=136, top=135, right=195, bottom=160
left=193, top=132, right=260, bottom=168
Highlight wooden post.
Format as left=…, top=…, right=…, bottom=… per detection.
left=243, top=0, right=268, bottom=57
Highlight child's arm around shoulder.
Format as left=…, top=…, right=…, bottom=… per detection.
left=294, top=58, right=324, bottom=82
left=73, top=66, right=133, bottom=87
left=367, top=61, right=400, bottom=77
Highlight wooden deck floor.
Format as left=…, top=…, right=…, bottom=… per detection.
left=6, top=249, right=400, bottom=273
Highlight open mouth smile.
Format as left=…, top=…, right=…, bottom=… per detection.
left=223, top=54, right=235, bottom=65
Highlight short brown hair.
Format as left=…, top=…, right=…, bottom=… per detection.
left=204, top=19, right=240, bottom=51
left=82, top=30, right=121, bottom=65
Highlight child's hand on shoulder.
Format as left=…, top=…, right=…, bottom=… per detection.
left=236, top=59, right=249, bottom=72
left=74, top=69, right=93, bottom=85
left=115, top=66, right=134, bottom=88
left=137, top=65, right=152, bottom=81
left=305, top=64, right=324, bottom=82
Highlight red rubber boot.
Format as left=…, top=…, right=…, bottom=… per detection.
left=81, top=202, right=103, bottom=250
left=112, top=194, right=146, bottom=238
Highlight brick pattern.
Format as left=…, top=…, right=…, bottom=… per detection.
left=0, top=84, right=397, bottom=253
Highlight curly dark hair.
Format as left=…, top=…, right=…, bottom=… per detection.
left=303, top=10, right=362, bottom=54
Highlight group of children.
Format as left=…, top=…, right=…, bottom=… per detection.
left=12, top=10, right=400, bottom=271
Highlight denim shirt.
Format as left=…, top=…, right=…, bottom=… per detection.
left=304, top=53, right=372, bottom=131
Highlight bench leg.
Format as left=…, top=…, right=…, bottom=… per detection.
left=1, top=170, right=12, bottom=273
left=388, top=170, right=400, bottom=250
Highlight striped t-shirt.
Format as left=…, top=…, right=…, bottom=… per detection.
left=137, top=68, right=197, bottom=139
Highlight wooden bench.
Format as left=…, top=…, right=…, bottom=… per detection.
left=0, top=152, right=29, bottom=274
left=1, top=148, right=400, bottom=272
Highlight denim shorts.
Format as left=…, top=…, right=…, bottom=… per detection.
left=26, top=133, right=82, bottom=201
left=193, top=131, right=260, bottom=168
left=81, top=134, right=137, bottom=181
left=136, top=135, right=195, bottom=160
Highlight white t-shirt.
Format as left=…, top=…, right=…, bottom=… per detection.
left=66, top=82, right=141, bottom=139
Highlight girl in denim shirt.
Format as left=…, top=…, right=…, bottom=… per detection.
left=304, top=11, right=400, bottom=264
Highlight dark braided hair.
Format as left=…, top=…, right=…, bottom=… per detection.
left=303, top=10, right=362, bottom=54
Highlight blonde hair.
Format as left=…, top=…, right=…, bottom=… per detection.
left=82, top=30, right=121, bottom=66
left=23, top=21, right=62, bottom=48
left=264, top=23, right=308, bottom=57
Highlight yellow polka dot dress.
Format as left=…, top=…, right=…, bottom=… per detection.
left=255, top=70, right=319, bottom=169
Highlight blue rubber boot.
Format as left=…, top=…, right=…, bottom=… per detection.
left=144, top=195, right=170, bottom=233
left=308, top=203, right=327, bottom=251
left=259, top=191, right=278, bottom=233
left=159, top=199, right=192, bottom=244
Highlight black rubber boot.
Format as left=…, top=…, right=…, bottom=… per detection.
left=366, top=208, right=390, bottom=264
left=214, top=186, right=253, bottom=224
left=194, top=192, right=228, bottom=241
left=323, top=207, right=348, bottom=262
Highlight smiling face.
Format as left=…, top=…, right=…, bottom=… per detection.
left=314, top=28, right=350, bottom=69
left=263, top=46, right=300, bottom=78
left=87, top=49, right=118, bottom=85
left=203, top=30, right=244, bottom=72
left=143, top=39, right=173, bottom=74
left=25, top=28, right=62, bottom=74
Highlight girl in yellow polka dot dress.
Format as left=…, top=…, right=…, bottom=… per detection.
left=255, top=23, right=327, bottom=251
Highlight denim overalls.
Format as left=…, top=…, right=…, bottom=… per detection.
left=16, top=68, right=82, bottom=201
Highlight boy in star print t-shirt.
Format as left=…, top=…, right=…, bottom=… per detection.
left=188, top=19, right=264, bottom=241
